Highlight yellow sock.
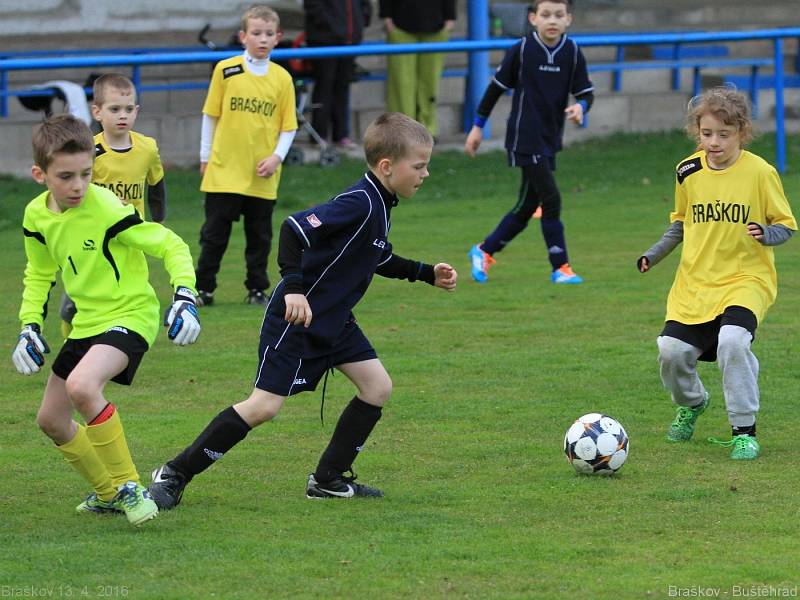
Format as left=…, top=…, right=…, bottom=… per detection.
left=56, top=424, right=116, bottom=501
left=85, top=410, right=140, bottom=488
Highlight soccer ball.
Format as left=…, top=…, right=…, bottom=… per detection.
left=563, top=413, right=629, bottom=475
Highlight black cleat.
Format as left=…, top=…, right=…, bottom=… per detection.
left=245, top=289, right=268, bottom=306
left=306, top=472, right=383, bottom=499
left=196, top=290, right=214, bottom=307
left=148, top=463, right=189, bottom=510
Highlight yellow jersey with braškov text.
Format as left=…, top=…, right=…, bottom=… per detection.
left=666, top=149, right=797, bottom=325
left=200, top=55, right=297, bottom=200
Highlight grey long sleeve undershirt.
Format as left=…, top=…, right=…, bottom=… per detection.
left=637, top=221, right=794, bottom=270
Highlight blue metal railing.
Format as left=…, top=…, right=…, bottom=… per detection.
left=2, top=28, right=799, bottom=171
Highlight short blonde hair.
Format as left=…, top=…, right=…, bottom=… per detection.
left=92, top=73, right=136, bottom=106
left=531, top=0, right=571, bottom=13
left=241, top=4, right=280, bottom=32
left=32, top=114, right=94, bottom=171
left=686, top=87, right=754, bottom=147
left=363, top=113, right=433, bottom=167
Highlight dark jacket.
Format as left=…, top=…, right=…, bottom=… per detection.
left=378, top=0, right=456, bottom=34
left=304, top=0, right=372, bottom=46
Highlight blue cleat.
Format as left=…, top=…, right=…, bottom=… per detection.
left=551, top=263, right=583, bottom=284
left=469, top=244, right=496, bottom=283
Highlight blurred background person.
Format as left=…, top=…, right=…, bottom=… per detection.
left=380, top=0, right=456, bottom=139
left=304, top=0, right=372, bottom=150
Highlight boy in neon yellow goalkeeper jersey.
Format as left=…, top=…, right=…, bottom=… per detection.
left=12, top=114, right=201, bottom=527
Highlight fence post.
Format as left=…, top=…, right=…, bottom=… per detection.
left=749, top=65, right=759, bottom=119
left=0, top=70, right=7, bottom=118
left=464, top=0, right=490, bottom=135
left=131, top=65, right=141, bottom=97
left=774, top=38, right=785, bottom=173
left=613, top=45, right=624, bottom=92
left=671, top=43, right=681, bottom=90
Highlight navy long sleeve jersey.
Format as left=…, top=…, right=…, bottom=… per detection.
left=265, top=172, right=434, bottom=357
left=493, top=31, right=593, bottom=157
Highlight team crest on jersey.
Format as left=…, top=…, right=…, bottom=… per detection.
left=676, top=158, right=703, bottom=184
left=223, top=65, right=245, bottom=79
left=306, top=214, right=322, bottom=228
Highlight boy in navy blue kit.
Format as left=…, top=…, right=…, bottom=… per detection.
left=465, top=0, right=594, bottom=285
left=148, top=112, right=457, bottom=506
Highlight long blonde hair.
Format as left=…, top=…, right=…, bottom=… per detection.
left=686, top=87, right=754, bottom=147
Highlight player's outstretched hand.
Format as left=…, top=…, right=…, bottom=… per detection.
left=464, top=126, right=483, bottom=157
left=164, top=286, right=201, bottom=346
left=433, top=263, right=457, bottom=291
left=637, top=256, right=650, bottom=273
left=284, top=293, right=312, bottom=327
left=12, top=323, right=50, bottom=375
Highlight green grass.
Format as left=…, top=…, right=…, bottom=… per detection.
left=1, top=132, right=799, bottom=599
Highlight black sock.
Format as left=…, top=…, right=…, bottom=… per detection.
left=315, top=396, right=382, bottom=482
left=170, top=406, right=251, bottom=478
left=732, top=424, right=756, bottom=438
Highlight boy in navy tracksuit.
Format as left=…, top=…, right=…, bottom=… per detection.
left=148, top=112, right=457, bottom=507
left=465, top=0, right=594, bottom=285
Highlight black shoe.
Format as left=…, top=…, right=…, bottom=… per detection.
left=148, top=463, right=189, bottom=510
left=245, top=289, right=268, bottom=306
left=196, top=290, right=214, bottom=307
left=306, top=472, right=383, bottom=499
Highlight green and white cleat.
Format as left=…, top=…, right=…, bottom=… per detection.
left=112, top=481, right=159, bottom=526
left=76, top=492, right=122, bottom=515
left=666, top=393, right=709, bottom=442
left=709, top=434, right=760, bottom=460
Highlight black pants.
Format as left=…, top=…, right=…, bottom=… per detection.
left=195, top=192, right=274, bottom=293
left=514, top=160, right=562, bottom=221
left=310, top=54, right=354, bottom=142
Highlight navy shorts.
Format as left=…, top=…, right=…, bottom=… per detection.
left=52, top=327, right=149, bottom=386
left=661, top=305, right=757, bottom=362
left=254, top=323, right=377, bottom=397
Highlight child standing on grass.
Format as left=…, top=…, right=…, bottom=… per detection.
left=194, top=4, right=298, bottom=307
left=148, top=112, right=457, bottom=508
left=12, top=115, right=201, bottom=526
left=464, top=0, right=593, bottom=285
left=638, top=87, right=796, bottom=460
left=59, top=73, right=167, bottom=338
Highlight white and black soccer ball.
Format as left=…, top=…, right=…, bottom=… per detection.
left=563, top=413, right=629, bottom=475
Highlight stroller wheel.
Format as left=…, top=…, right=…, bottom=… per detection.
left=285, top=147, right=305, bottom=166
left=319, top=148, right=340, bottom=168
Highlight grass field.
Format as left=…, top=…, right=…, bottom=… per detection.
left=1, top=131, right=799, bottom=599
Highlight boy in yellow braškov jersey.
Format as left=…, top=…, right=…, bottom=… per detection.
left=194, top=4, right=298, bottom=307
left=60, top=73, right=167, bottom=337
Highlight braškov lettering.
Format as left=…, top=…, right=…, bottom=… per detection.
left=96, top=181, right=144, bottom=202
left=668, top=586, right=721, bottom=597
left=691, top=201, right=751, bottom=224
left=230, top=96, right=277, bottom=117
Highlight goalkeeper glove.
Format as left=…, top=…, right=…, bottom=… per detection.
left=163, top=286, right=201, bottom=346
left=12, top=323, right=50, bottom=375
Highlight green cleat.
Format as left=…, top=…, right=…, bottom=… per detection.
left=112, top=481, right=158, bottom=526
left=666, top=393, right=709, bottom=442
left=76, top=492, right=122, bottom=515
left=709, top=434, right=760, bottom=460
